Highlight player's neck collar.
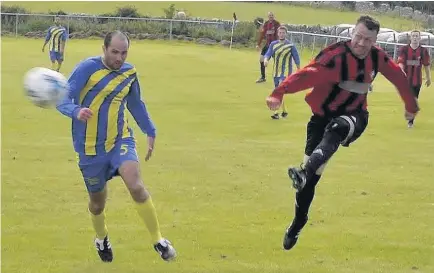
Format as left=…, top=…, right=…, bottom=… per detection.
left=410, top=44, right=420, bottom=50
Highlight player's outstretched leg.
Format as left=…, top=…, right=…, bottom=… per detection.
left=283, top=172, right=321, bottom=250
left=119, top=160, right=176, bottom=261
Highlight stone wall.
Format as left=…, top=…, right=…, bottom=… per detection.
left=293, top=1, right=434, bottom=28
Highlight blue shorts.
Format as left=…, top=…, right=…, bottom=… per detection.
left=49, top=51, right=64, bottom=62
left=78, top=137, right=138, bottom=193
left=274, top=76, right=285, bottom=88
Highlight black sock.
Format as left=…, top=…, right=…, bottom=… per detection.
left=304, top=131, right=341, bottom=179
left=260, top=62, right=265, bottom=79
left=295, top=174, right=321, bottom=221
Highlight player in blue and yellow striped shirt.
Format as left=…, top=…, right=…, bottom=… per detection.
left=42, top=16, right=68, bottom=72
left=264, top=26, right=300, bottom=120
left=56, top=31, right=176, bottom=263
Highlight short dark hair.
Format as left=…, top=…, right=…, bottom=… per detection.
left=104, top=30, right=130, bottom=48
left=410, top=30, right=421, bottom=35
left=356, top=15, right=380, bottom=33
left=278, top=26, right=288, bottom=32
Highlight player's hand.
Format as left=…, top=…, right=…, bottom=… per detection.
left=426, top=79, right=431, bottom=87
left=256, top=45, right=260, bottom=51
left=42, top=47, right=45, bottom=53
left=404, top=111, right=417, bottom=121
left=77, top=108, right=93, bottom=121
left=266, top=96, right=282, bottom=111
left=145, top=136, right=155, bottom=161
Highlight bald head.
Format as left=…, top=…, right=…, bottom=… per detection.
left=104, top=30, right=130, bottom=49
left=102, top=31, right=130, bottom=70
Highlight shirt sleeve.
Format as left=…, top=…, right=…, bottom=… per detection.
left=61, top=29, right=68, bottom=41
left=56, top=59, right=94, bottom=120
left=291, top=45, right=301, bottom=66
left=422, top=47, right=431, bottom=66
left=271, top=56, right=340, bottom=101
left=378, top=50, right=419, bottom=114
left=126, top=78, right=156, bottom=137
left=397, top=46, right=407, bottom=64
left=264, top=42, right=275, bottom=59
left=45, top=27, right=52, bottom=42
left=257, top=26, right=265, bottom=46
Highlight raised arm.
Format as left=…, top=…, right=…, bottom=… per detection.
left=56, top=59, right=93, bottom=120
left=270, top=58, right=340, bottom=101
left=378, top=50, right=419, bottom=114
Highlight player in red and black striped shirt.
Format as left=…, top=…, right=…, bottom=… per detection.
left=397, top=30, right=431, bottom=128
left=266, top=15, right=419, bottom=251
left=256, top=12, right=280, bottom=83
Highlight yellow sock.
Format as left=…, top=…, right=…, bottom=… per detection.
left=136, top=197, right=162, bottom=243
left=51, top=62, right=56, bottom=70
left=89, top=209, right=108, bottom=240
left=281, top=100, right=287, bottom=113
left=56, top=63, right=62, bottom=72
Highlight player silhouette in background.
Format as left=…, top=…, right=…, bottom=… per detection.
left=263, top=26, right=300, bottom=119
left=42, top=16, right=68, bottom=72
left=397, top=30, right=431, bottom=128
left=256, top=12, right=280, bottom=83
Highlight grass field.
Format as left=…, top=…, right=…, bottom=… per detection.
left=5, top=1, right=419, bottom=31
left=2, top=37, right=434, bottom=273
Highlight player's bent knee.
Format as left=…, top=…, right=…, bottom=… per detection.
left=259, top=55, right=265, bottom=62
left=326, top=116, right=356, bottom=144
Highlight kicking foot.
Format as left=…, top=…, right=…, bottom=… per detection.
left=94, top=235, right=113, bottom=262
left=154, top=238, right=176, bottom=261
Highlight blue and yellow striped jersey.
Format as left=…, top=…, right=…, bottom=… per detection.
left=57, top=56, right=156, bottom=156
left=264, top=39, right=301, bottom=78
left=45, top=26, right=68, bottom=52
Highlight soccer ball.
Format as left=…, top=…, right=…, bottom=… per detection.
left=23, top=67, right=68, bottom=108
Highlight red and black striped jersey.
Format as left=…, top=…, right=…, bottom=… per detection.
left=271, top=41, right=419, bottom=116
left=397, top=45, right=431, bottom=86
left=257, top=20, right=280, bottom=47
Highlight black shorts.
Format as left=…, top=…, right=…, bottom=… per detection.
left=304, top=111, right=369, bottom=156
left=260, top=45, right=269, bottom=56
left=411, top=85, right=421, bottom=98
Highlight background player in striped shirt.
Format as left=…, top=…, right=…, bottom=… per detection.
left=256, top=12, right=280, bottom=83
left=264, top=26, right=300, bottom=119
left=56, top=31, right=176, bottom=263
left=397, top=30, right=431, bottom=128
left=42, top=16, right=68, bottom=72
left=266, top=16, right=419, bottom=251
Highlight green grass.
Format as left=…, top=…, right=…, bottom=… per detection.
left=5, top=1, right=419, bottom=31
left=2, top=37, right=434, bottom=273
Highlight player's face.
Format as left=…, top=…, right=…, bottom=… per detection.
left=350, top=23, right=378, bottom=58
left=278, top=29, right=286, bottom=40
left=410, top=32, right=421, bottom=45
left=103, top=37, right=129, bottom=70
left=268, top=12, right=274, bottom=21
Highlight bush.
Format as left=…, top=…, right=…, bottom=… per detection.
left=163, top=4, right=176, bottom=19
left=113, top=6, right=141, bottom=18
